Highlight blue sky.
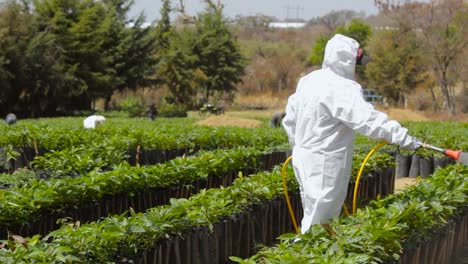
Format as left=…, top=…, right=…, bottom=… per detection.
left=128, top=0, right=381, bottom=22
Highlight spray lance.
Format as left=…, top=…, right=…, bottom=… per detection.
left=421, top=143, right=468, bottom=165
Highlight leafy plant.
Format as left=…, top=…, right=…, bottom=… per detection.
left=120, top=97, right=146, bottom=117
left=31, top=144, right=128, bottom=177
left=234, top=164, right=467, bottom=263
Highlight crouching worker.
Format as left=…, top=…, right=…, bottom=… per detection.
left=83, top=115, right=106, bottom=129
left=282, top=34, right=421, bottom=234
left=5, top=113, right=17, bottom=125
left=269, top=112, right=286, bottom=128
left=146, top=103, right=158, bottom=121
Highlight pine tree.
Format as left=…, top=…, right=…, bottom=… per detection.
left=155, top=0, right=205, bottom=107
left=101, top=0, right=158, bottom=110
left=190, top=1, right=246, bottom=101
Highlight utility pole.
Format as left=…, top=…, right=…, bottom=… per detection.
left=284, top=4, right=304, bottom=21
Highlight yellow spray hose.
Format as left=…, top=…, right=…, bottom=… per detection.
left=352, top=142, right=387, bottom=214
left=281, top=156, right=300, bottom=234
left=281, top=142, right=387, bottom=233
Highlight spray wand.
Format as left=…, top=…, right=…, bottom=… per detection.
left=421, top=143, right=468, bottom=165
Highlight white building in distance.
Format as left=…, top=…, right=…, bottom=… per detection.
left=268, top=22, right=306, bottom=29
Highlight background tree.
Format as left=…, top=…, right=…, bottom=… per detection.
left=101, top=0, right=158, bottom=110
left=104, top=14, right=158, bottom=109
left=309, top=19, right=372, bottom=81
left=190, top=0, right=246, bottom=102
left=161, top=27, right=207, bottom=107
left=240, top=41, right=305, bottom=94
left=154, top=0, right=204, bottom=107
left=154, top=0, right=171, bottom=52
left=311, top=9, right=367, bottom=33
left=365, top=27, right=429, bottom=107
left=375, top=0, right=468, bottom=114
left=0, top=0, right=157, bottom=116
left=0, top=0, right=33, bottom=116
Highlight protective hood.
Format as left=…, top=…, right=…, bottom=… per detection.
left=322, top=34, right=359, bottom=80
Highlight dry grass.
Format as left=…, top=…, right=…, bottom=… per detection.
left=232, top=91, right=290, bottom=110
left=376, top=107, right=430, bottom=121
left=195, top=115, right=263, bottom=128
left=376, top=105, right=468, bottom=122
left=232, top=92, right=468, bottom=123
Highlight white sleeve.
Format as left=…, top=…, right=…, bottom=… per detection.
left=282, top=93, right=297, bottom=148
left=330, top=86, right=415, bottom=148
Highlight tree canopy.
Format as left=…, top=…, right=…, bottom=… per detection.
left=365, top=28, right=429, bottom=107
left=309, top=19, right=372, bottom=66
left=0, top=0, right=246, bottom=116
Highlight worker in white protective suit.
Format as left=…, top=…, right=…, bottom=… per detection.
left=282, top=34, right=421, bottom=233
left=83, top=115, right=106, bottom=129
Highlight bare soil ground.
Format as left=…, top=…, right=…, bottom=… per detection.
left=195, top=115, right=263, bottom=128
left=394, top=177, right=420, bottom=193
left=194, top=106, right=467, bottom=128
left=375, top=106, right=468, bottom=122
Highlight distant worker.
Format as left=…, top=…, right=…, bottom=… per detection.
left=83, top=115, right=106, bottom=129
left=269, top=112, right=286, bottom=128
left=146, top=103, right=158, bottom=121
left=5, top=113, right=17, bottom=125
left=282, top=34, right=421, bottom=233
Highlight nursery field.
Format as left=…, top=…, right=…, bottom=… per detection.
left=0, top=114, right=466, bottom=263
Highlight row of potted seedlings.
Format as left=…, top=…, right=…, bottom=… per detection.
left=233, top=164, right=467, bottom=264
left=0, top=156, right=398, bottom=263
left=0, top=122, right=288, bottom=172
left=0, top=147, right=288, bottom=239
left=0, top=148, right=392, bottom=239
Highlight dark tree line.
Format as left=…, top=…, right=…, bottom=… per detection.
left=0, top=0, right=245, bottom=117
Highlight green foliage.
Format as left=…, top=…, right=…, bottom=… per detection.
left=335, top=19, right=372, bottom=48
left=0, top=0, right=38, bottom=115
left=0, top=147, right=264, bottom=227
left=158, top=27, right=205, bottom=107
left=1, top=159, right=465, bottom=263
left=191, top=1, right=246, bottom=100
left=157, top=1, right=246, bottom=108
left=158, top=103, right=188, bottom=118
left=365, top=29, right=429, bottom=106
left=309, top=19, right=372, bottom=66
left=154, top=0, right=171, bottom=52
left=351, top=151, right=395, bottom=178
left=110, top=14, right=158, bottom=92
left=0, top=169, right=36, bottom=189
left=0, top=0, right=156, bottom=116
left=3, top=145, right=20, bottom=163
left=309, top=37, right=328, bottom=65
left=0, top=164, right=296, bottom=262
left=31, top=144, right=128, bottom=177
left=236, top=164, right=467, bottom=263
left=120, top=96, right=145, bottom=117
left=0, top=116, right=289, bottom=150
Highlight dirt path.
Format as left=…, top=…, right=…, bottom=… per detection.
left=394, top=177, right=420, bottom=193
left=192, top=106, right=468, bottom=128
left=195, top=115, right=263, bottom=128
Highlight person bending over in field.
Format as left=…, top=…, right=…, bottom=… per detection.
left=83, top=115, right=106, bottom=129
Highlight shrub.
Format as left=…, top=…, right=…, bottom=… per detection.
left=158, top=103, right=187, bottom=117
left=120, top=97, right=145, bottom=117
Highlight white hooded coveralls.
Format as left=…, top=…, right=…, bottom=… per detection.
left=83, top=115, right=106, bottom=129
left=282, top=34, right=418, bottom=233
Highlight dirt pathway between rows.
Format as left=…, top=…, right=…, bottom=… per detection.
left=394, top=177, right=421, bottom=193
